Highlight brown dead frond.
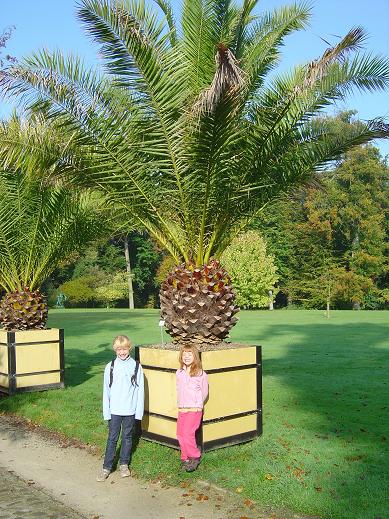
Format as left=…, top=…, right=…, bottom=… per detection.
left=194, top=43, right=246, bottom=114
left=298, top=27, right=366, bottom=92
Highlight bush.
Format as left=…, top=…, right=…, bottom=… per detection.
left=221, top=231, right=278, bottom=309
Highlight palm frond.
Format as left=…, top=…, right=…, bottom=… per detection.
left=152, top=0, right=177, bottom=45
left=1, top=0, right=388, bottom=267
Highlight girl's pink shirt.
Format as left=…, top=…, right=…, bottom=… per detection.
left=176, top=369, right=208, bottom=409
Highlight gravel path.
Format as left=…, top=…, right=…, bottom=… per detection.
left=0, top=414, right=319, bottom=519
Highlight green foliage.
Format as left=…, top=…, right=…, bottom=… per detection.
left=59, top=277, right=95, bottom=305
left=2, top=3, right=389, bottom=266
left=0, top=117, right=107, bottom=295
left=128, top=232, right=161, bottom=306
left=256, top=121, right=389, bottom=309
left=221, top=231, right=278, bottom=308
left=95, top=271, right=128, bottom=307
left=53, top=232, right=161, bottom=308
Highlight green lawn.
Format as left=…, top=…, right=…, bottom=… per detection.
left=1, top=309, right=388, bottom=519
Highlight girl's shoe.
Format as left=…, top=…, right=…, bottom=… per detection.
left=185, top=457, right=201, bottom=472
left=96, top=468, right=110, bottom=482
left=181, top=459, right=191, bottom=472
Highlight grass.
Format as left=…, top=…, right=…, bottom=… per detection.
left=1, top=309, right=388, bottom=519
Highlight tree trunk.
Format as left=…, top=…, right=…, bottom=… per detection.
left=124, top=236, right=135, bottom=310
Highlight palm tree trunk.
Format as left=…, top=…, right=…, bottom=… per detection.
left=124, top=236, right=135, bottom=310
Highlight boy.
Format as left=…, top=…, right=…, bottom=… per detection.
left=97, top=335, right=144, bottom=481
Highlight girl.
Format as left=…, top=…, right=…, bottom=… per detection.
left=176, top=345, right=208, bottom=472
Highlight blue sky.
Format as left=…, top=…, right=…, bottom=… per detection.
left=2, top=0, right=389, bottom=156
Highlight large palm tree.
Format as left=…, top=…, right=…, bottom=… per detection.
left=1, top=0, right=388, bottom=343
left=0, top=117, right=107, bottom=330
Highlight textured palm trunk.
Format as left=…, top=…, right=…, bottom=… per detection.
left=159, top=260, right=239, bottom=349
left=0, top=287, right=48, bottom=330
left=124, top=236, right=135, bottom=310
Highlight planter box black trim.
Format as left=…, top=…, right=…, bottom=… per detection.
left=141, top=428, right=259, bottom=452
left=1, top=339, right=62, bottom=347
left=144, top=411, right=176, bottom=422
left=8, top=382, right=65, bottom=393
left=143, top=408, right=261, bottom=425
left=59, top=329, right=65, bottom=385
left=7, top=332, right=16, bottom=394
left=203, top=430, right=258, bottom=451
left=141, top=430, right=179, bottom=449
left=14, top=368, right=63, bottom=378
left=256, top=346, right=263, bottom=435
left=141, top=363, right=260, bottom=374
left=203, top=409, right=260, bottom=424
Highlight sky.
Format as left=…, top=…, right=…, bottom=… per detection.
left=1, top=0, right=389, bottom=156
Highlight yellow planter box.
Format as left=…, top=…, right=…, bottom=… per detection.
left=135, top=344, right=262, bottom=451
left=0, top=329, right=64, bottom=395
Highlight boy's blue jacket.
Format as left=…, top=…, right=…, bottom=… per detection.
left=103, top=356, right=144, bottom=421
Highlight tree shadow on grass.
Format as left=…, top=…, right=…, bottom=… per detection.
left=239, top=320, right=389, bottom=518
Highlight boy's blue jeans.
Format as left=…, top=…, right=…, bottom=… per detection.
left=103, top=414, right=135, bottom=470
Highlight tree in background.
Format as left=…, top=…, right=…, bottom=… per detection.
left=257, top=125, right=388, bottom=310
left=53, top=232, right=161, bottom=308
left=221, top=231, right=278, bottom=309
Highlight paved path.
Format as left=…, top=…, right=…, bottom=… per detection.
left=0, top=465, right=84, bottom=519
left=0, top=415, right=256, bottom=519
left=0, top=415, right=318, bottom=519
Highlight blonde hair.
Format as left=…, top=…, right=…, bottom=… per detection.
left=178, top=345, right=202, bottom=377
left=112, top=335, right=132, bottom=351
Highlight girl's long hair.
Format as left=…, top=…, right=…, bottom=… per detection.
left=178, top=345, right=203, bottom=377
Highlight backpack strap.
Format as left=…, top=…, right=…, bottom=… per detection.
left=109, top=358, right=139, bottom=388
left=131, top=360, right=139, bottom=387
left=109, top=359, right=115, bottom=388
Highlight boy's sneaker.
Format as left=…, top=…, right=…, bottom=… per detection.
left=96, top=468, right=110, bottom=482
left=119, top=464, right=131, bottom=477
left=185, top=457, right=201, bottom=472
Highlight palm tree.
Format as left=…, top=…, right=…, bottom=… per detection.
left=1, top=0, right=388, bottom=344
left=0, top=117, right=107, bottom=330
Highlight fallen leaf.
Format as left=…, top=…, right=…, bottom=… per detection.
left=180, top=481, right=190, bottom=488
left=264, top=474, right=275, bottom=480
left=236, top=487, right=244, bottom=493
left=244, top=498, right=254, bottom=508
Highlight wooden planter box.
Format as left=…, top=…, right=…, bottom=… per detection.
left=135, top=344, right=262, bottom=451
left=0, top=329, right=64, bottom=395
